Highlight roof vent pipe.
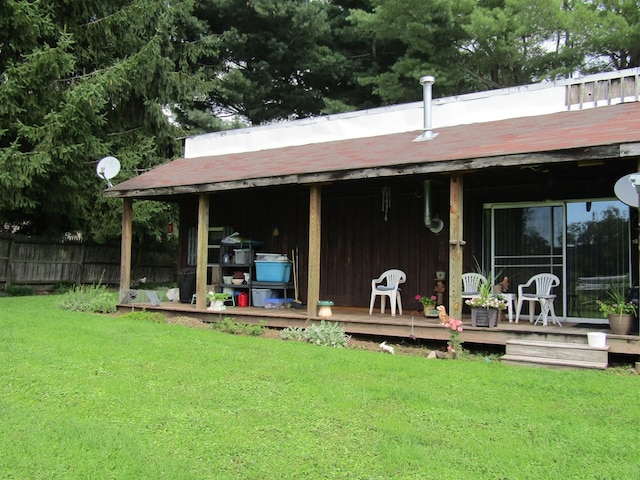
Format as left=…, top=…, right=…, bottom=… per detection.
left=423, top=180, right=444, bottom=233
left=414, top=75, right=438, bottom=142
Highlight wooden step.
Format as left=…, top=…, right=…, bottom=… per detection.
left=503, top=339, right=608, bottom=370
left=501, top=354, right=608, bottom=370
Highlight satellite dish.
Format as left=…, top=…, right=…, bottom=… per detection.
left=614, top=173, right=640, bottom=208
left=96, top=156, right=121, bottom=188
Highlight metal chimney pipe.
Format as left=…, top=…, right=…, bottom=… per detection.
left=414, top=75, right=438, bottom=142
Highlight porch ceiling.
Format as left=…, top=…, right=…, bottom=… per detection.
left=104, top=102, right=640, bottom=199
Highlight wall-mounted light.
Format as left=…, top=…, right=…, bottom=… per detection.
left=272, top=226, right=280, bottom=237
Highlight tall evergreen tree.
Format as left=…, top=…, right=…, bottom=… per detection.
left=197, top=0, right=354, bottom=124
left=348, top=0, right=477, bottom=103
left=572, top=0, right=640, bottom=72
left=0, top=0, right=218, bottom=243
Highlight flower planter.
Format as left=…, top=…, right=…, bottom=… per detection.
left=607, top=313, right=634, bottom=335
left=207, top=300, right=226, bottom=312
left=471, top=307, right=499, bottom=327
left=423, top=305, right=438, bottom=317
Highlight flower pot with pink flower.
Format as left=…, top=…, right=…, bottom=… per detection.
left=415, top=294, right=438, bottom=317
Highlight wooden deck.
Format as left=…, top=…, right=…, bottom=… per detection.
left=117, top=300, right=640, bottom=358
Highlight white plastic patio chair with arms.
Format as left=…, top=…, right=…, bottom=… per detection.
left=461, top=273, right=487, bottom=301
left=369, top=269, right=406, bottom=317
left=515, top=273, right=561, bottom=326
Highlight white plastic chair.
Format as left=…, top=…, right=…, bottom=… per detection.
left=515, top=273, right=561, bottom=326
left=369, top=269, right=406, bottom=316
left=461, top=273, right=488, bottom=301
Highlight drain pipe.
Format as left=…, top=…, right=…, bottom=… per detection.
left=414, top=75, right=438, bottom=142
left=424, top=180, right=444, bottom=233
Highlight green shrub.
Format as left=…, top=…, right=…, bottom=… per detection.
left=282, top=320, right=350, bottom=348
left=58, top=283, right=117, bottom=313
left=280, top=326, right=306, bottom=341
left=120, top=310, right=167, bottom=324
left=52, top=283, right=75, bottom=294
left=4, top=284, right=34, bottom=296
left=212, top=317, right=267, bottom=336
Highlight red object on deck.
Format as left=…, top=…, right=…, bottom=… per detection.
left=238, top=292, right=248, bottom=307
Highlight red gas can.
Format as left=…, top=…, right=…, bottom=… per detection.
left=238, top=292, right=249, bottom=307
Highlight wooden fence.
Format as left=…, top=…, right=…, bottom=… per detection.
left=0, top=235, right=176, bottom=289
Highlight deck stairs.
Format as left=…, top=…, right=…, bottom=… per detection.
left=502, top=339, right=608, bottom=370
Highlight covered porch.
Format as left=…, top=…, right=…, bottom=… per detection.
left=105, top=69, right=640, bottom=354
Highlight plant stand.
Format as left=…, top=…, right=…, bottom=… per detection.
left=471, top=307, right=499, bottom=327
left=607, top=313, right=634, bottom=335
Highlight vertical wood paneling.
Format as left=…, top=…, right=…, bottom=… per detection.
left=186, top=159, right=639, bottom=310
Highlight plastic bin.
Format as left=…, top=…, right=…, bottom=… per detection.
left=178, top=267, right=196, bottom=303
left=255, top=261, right=292, bottom=282
left=234, top=249, right=252, bottom=264
left=252, top=288, right=274, bottom=307
left=264, top=298, right=294, bottom=309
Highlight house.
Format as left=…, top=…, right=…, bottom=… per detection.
left=105, top=68, right=640, bottom=332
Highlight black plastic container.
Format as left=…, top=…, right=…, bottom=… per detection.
left=178, top=267, right=196, bottom=303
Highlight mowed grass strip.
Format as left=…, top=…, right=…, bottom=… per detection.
left=1, top=295, right=639, bottom=479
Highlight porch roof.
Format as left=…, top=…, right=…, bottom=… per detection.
left=105, top=102, right=640, bottom=199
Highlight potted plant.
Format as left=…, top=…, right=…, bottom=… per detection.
left=207, top=291, right=231, bottom=312
left=464, top=277, right=506, bottom=327
left=596, top=288, right=637, bottom=335
left=415, top=294, right=438, bottom=317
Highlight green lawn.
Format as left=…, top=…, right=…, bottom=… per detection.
left=1, top=295, right=639, bottom=479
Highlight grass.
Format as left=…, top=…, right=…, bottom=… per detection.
left=1, top=295, right=639, bottom=479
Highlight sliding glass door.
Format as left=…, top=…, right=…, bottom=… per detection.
left=565, top=201, right=631, bottom=321
left=486, top=200, right=630, bottom=322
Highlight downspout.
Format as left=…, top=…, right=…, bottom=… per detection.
left=424, top=180, right=444, bottom=233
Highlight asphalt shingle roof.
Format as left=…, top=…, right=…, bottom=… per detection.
left=106, top=102, right=640, bottom=198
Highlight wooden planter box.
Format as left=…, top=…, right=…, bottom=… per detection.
left=471, top=307, right=499, bottom=327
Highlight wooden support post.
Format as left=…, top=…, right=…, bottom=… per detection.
left=196, top=193, right=209, bottom=310
left=119, top=198, right=133, bottom=302
left=448, top=175, right=464, bottom=319
left=307, top=184, right=322, bottom=316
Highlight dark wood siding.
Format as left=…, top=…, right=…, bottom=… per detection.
left=179, top=156, right=639, bottom=310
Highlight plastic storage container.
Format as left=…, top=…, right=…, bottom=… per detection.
left=256, top=253, right=287, bottom=261
left=587, top=332, right=607, bottom=348
left=252, top=288, right=274, bottom=307
left=234, top=249, right=252, bottom=264
left=264, top=298, right=294, bottom=309
left=255, top=261, right=292, bottom=282
left=178, top=267, right=196, bottom=303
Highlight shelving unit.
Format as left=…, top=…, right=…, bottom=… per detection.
left=207, top=226, right=232, bottom=286
left=219, top=243, right=255, bottom=303
left=218, top=241, right=293, bottom=307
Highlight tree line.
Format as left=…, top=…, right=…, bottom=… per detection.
left=1, top=0, right=638, bottom=247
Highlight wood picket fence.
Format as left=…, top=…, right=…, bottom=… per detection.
left=0, top=235, right=176, bottom=290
